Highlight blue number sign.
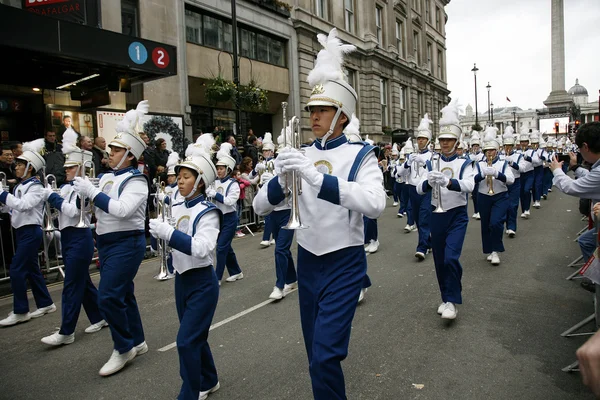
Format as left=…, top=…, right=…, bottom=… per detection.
left=128, top=42, right=148, bottom=65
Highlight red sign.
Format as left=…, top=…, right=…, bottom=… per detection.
left=25, top=0, right=69, bottom=7
left=152, top=47, right=170, bottom=69
left=22, top=0, right=85, bottom=24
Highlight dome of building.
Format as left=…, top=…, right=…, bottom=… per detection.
left=568, top=78, right=588, bottom=96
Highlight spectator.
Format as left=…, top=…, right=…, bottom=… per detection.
left=44, top=131, right=62, bottom=154
left=92, top=137, right=110, bottom=175
left=550, top=122, right=600, bottom=262
left=232, top=167, right=251, bottom=238
left=45, top=137, right=67, bottom=186
left=245, top=135, right=259, bottom=167
left=79, top=135, right=97, bottom=176
left=192, top=129, right=203, bottom=143
left=0, top=145, right=16, bottom=189
left=153, top=138, right=170, bottom=182
left=11, top=142, right=23, bottom=158
left=240, top=156, right=259, bottom=204
left=139, top=132, right=156, bottom=181
left=226, top=135, right=242, bottom=166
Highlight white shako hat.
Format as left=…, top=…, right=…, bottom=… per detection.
left=343, top=113, right=362, bottom=143
left=402, top=138, right=414, bottom=155
left=470, top=131, right=481, bottom=146
left=530, top=130, right=540, bottom=143
left=110, top=100, right=149, bottom=168
left=482, top=126, right=500, bottom=151
left=177, top=135, right=217, bottom=199
left=519, top=127, right=530, bottom=143
left=62, top=128, right=93, bottom=170
left=305, top=28, right=358, bottom=146
left=496, top=132, right=504, bottom=146
left=399, top=147, right=406, bottom=159
left=458, top=141, right=465, bottom=149
left=17, top=138, right=46, bottom=173
left=539, top=135, right=547, bottom=148
left=502, top=125, right=516, bottom=145
left=215, top=142, right=236, bottom=171
left=166, top=151, right=180, bottom=176
left=438, top=99, right=462, bottom=141
left=416, top=113, right=433, bottom=141
left=391, top=142, right=400, bottom=156
left=262, top=132, right=275, bottom=152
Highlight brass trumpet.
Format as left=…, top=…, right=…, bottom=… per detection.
left=486, top=153, right=495, bottom=195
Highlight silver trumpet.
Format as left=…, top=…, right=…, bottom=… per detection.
left=153, top=181, right=175, bottom=281
left=281, top=102, right=307, bottom=230
left=75, top=160, right=96, bottom=228
left=432, top=154, right=445, bottom=214
left=0, top=172, right=8, bottom=192
left=43, top=173, right=59, bottom=232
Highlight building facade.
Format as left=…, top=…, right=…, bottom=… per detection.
left=460, top=104, right=539, bottom=136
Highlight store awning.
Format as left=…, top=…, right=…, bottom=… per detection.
left=0, top=5, right=177, bottom=95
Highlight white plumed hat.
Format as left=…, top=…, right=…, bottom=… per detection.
left=18, top=138, right=46, bottom=173
left=215, top=142, right=236, bottom=170
left=262, top=132, right=275, bottom=152
left=110, top=100, right=149, bottom=159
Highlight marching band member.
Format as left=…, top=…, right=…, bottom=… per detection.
left=518, top=129, right=536, bottom=219
left=253, top=28, right=386, bottom=400
left=500, top=126, right=526, bottom=238
left=164, top=151, right=181, bottom=201
left=399, top=114, right=434, bottom=260
left=72, top=101, right=150, bottom=376
left=207, top=143, right=244, bottom=283
left=530, top=131, right=546, bottom=209
left=363, top=135, right=380, bottom=254
left=40, top=129, right=107, bottom=345
left=0, top=139, right=56, bottom=327
left=397, top=140, right=415, bottom=230
left=390, top=143, right=401, bottom=206
left=254, top=137, right=276, bottom=248
left=476, top=127, right=515, bottom=265
left=469, top=131, right=483, bottom=220
left=149, top=141, right=221, bottom=400
left=254, top=130, right=298, bottom=300
left=417, top=99, right=476, bottom=320
left=542, top=139, right=554, bottom=198
left=456, top=141, right=466, bottom=157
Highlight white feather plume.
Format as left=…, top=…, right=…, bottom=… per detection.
left=22, top=138, right=46, bottom=155
left=417, top=113, right=433, bottom=132
left=193, top=133, right=216, bottom=156
left=343, top=114, right=362, bottom=142
left=439, top=99, right=461, bottom=126
left=307, top=28, right=356, bottom=87
left=166, top=152, right=180, bottom=168
left=263, top=132, right=274, bottom=146
left=471, top=131, right=481, bottom=141
left=61, top=128, right=80, bottom=155
left=115, top=100, right=149, bottom=134
left=402, top=138, right=414, bottom=153
left=217, top=142, right=233, bottom=161
left=483, top=126, right=498, bottom=143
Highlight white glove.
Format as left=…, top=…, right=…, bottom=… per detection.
left=149, top=218, right=175, bottom=241
left=438, top=174, right=450, bottom=187
left=276, top=148, right=323, bottom=188
left=73, top=177, right=100, bottom=200
left=206, top=188, right=217, bottom=198
left=273, top=148, right=292, bottom=192
left=260, top=172, right=274, bottom=185
left=155, top=191, right=165, bottom=202
left=42, top=187, right=54, bottom=201
left=255, top=162, right=266, bottom=173
left=483, top=167, right=498, bottom=178
left=426, top=171, right=440, bottom=184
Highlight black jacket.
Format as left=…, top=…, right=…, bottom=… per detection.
left=91, top=147, right=110, bottom=176
left=44, top=151, right=66, bottom=187
left=245, top=144, right=259, bottom=167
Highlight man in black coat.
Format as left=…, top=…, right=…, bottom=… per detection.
left=245, top=135, right=259, bottom=166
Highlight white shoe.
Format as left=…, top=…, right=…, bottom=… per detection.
left=99, top=348, right=137, bottom=376
left=533, top=201, right=541, bottom=208
left=397, top=212, right=404, bottom=218
left=358, top=288, right=368, bottom=303
left=415, top=251, right=425, bottom=261
left=41, top=331, right=74, bottom=346
left=260, top=240, right=270, bottom=247
left=472, top=212, right=480, bottom=220
left=548, top=188, right=552, bottom=192
left=441, top=302, right=457, bottom=320
left=507, top=229, right=516, bottom=238
left=392, top=201, right=399, bottom=206
left=366, top=240, right=379, bottom=254
left=225, top=273, right=244, bottom=282
left=283, top=282, right=297, bottom=296
left=364, top=243, right=372, bottom=253
left=520, top=212, right=526, bottom=218
left=269, top=239, right=275, bottom=245
left=437, top=302, right=446, bottom=315
left=404, top=224, right=412, bottom=233
left=269, top=286, right=284, bottom=300
left=491, top=252, right=500, bottom=265
left=486, top=254, right=493, bottom=262
left=199, top=382, right=220, bottom=400
left=29, top=304, right=57, bottom=318
left=85, top=320, right=108, bottom=334
left=134, top=341, right=148, bottom=356
left=524, top=210, right=530, bottom=217
left=0, top=312, right=31, bottom=327
left=235, top=230, right=245, bottom=238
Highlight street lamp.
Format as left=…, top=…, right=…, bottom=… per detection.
left=486, top=82, right=491, bottom=122
left=512, top=110, right=517, bottom=131
left=490, top=102, right=494, bottom=126
left=471, top=63, right=479, bottom=129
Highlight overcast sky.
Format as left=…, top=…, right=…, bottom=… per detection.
left=445, top=0, right=600, bottom=114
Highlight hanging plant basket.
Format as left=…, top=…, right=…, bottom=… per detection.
left=204, top=76, right=237, bottom=105
left=238, top=80, right=269, bottom=112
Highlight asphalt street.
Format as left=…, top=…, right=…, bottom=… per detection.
left=0, top=190, right=594, bottom=400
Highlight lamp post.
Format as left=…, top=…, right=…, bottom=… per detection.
left=471, top=63, right=479, bottom=129
left=490, top=102, right=494, bottom=126
left=231, top=0, right=241, bottom=142
left=486, top=82, right=491, bottom=123
left=512, top=110, right=517, bottom=131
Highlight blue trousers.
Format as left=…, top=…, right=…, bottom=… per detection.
left=392, top=181, right=402, bottom=202
left=430, top=206, right=468, bottom=304
left=262, top=214, right=272, bottom=241
left=542, top=168, right=553, bottom=195
left=505, top=179, right=521, bottom=232
left=408, top=185, right=432, bottom=253
left=472, top=182, right=480, bottom=214
left=532, top=166, right=543, bottom=202
left=59, top=227, right=102, bottom=335
left=10, top=225, right=53, bottom=314
left=363, top=217, right=378, bottom=243
left=97, top=231, right=146, bottom=354
left=175, top=267, right=219, bottom=400
left=479, top=192, right=509, bottom=254
left=520, top=171, right=534, bottom=212
left=578, top=227, right=597, bottom=262
left=215, top=212, right=242, bottom=280
left=270, top=209, right=297, bottom=289
left=297, top=245, right=366, bottom=400
left=399, top=182, right=410, bottom=217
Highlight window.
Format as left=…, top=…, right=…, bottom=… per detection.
left=203, top=15, right=223, bottom=48
left=257, top=34, right=270, bottom=63
left=395, top=19, right=405, bottom=58
left=344, top=68, right=357, bottom=90
left=399, top=85, right=407, bottom=128
left=316, top=0, right=329, bottom=20
left=240, top=29, right=256, bottom=59
left=121, top=0, right=139, bottom=37
left=427, top=42, right=433, bottom=72
left=437, top=49, right=444, bottom=80
left=375, top=5, right=383, bottom=45
left=185, top=9, right=202, bottom=44
left=425, top=0, right=431, bottom=23
left=380, top=78, right=388, bottom=126
left=413, top=0, right=421, bottom=13
left=435, top=7, right=442, bottom=31
left=413, top=31, right=420, bottom=64
left=417, top=90, right=424, bottom=117
left=344, top=0, right=355, bottom=34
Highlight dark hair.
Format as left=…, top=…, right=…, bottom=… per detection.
left=225, top=135, right=235, bottom=142
left=63, top=115, right=71, bottom=121
left=248, top=135, right=257, bottom=145
left=178, top=166, right=206, bottom=195
left=240, top=157, right=253, bottom=174
left=232, top=167, right=240, bottom=177
left=575, top=122, right=600, bottom=153
left=10, top=142, right=22, bottom=151
left=155, top=138, right=166, bottom=147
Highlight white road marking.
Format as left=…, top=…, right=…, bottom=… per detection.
left=157, top=288, right=298, bottom=352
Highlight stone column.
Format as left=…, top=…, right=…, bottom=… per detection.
left=544, top=0, right=571, bottom=107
